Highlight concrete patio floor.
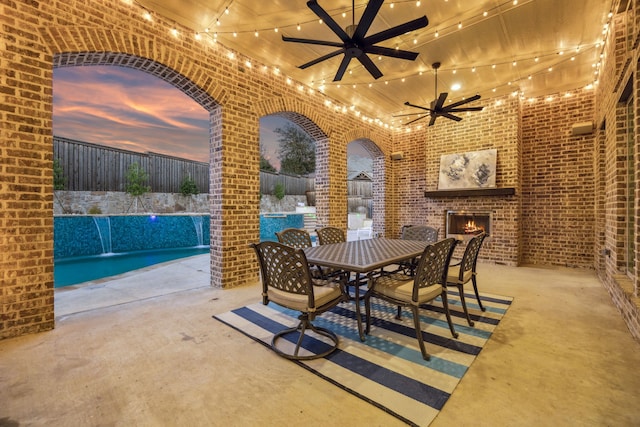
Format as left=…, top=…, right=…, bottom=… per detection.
left=1, top=255, right=639, bottom=426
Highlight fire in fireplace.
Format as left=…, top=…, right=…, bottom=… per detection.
left=446, top=211, right=491, bottom=240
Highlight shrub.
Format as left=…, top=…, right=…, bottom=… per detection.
left=180, top=176, right=199, bottom=196
left=274, top=182, right=285, bottom=200
left=53, top=158, right=67, bottom=190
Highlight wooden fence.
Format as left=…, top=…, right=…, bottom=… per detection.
left=54, top=137, right=373, bottom=213
left=259, top=171, right=313, bottom=196
left=54, top=136, right=209, bottom=193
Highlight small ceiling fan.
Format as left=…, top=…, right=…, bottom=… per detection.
left=282, top=0, right=428, bottom=81
left=396, top=62, right=484, bottom=126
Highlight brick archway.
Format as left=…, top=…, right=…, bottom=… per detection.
left=255, top=98, right=391, bottom=233
left=35, top=26, right=261, bottom=297
left=1, top=5, right=394, bottom=338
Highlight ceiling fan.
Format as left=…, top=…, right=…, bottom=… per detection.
left=282, top=0, right=428, bottom=81
left=396, top=62, right=484, bottom=126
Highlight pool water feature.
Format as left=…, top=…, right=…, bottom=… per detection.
left=54, top=214, right=210, bottom=287
left=55, top=213, right=313, bottom=287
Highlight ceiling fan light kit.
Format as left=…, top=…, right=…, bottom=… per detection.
left=282, top=0, right=428, bottom=81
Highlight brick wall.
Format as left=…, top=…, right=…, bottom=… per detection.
left=0, top=0, right=391, bottom=338
left=521, top=89, right=596, bottom=268
left=392, top=95, right=522, bottom=265
left=593, top=5, right=640, bottom=341
left=0, top=0, right=394, bottom=338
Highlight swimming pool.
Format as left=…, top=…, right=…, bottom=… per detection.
left=54, top=214, right=210, bottom=287
left=54, top=213, right=313, bottom=287
left=54, top=246, right=210, bottom=287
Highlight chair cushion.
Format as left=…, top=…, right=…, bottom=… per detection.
left=268, top=281, right=342, bottom=312
left=447, top=265, right=473, bottom=285
left=372, top=273, right=442, bottom=304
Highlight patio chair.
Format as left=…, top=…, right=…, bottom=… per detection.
left=275, top=228, right=313, bottom=249
left=276, top=227, right=337, bottom=279
left=316, top=226, right=346, bottom=245
left=364, top=238, right=459, bottom=361
left=402, top=225, right=439, bottom=241
left=446, top=232, right=487, bottom=326
left=315, top=225, right=353, bottom=286
left=251, top=241, right=348, bottom=360
left=398, top=225, right=440, bottom=275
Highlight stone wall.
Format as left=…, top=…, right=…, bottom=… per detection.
left=53, top=191, right=306, bottom=215
left=53, top=191, right=210, bottom=215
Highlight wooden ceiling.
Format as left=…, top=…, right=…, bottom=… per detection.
left=135, top=0, right=613, bottom=125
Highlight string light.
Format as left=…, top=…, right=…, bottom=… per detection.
left=123, top=0, right=609, bottom=131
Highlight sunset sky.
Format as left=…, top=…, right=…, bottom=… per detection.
left=52, top=66, right=370, bottom=171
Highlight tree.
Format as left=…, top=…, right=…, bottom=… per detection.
left=125, top=162, right=151, bottom=212
left=53, top=158, right=70, bottom=213
left=276, top=123, right=315, bottom=176
left=260, top=152, right=277, bottom=172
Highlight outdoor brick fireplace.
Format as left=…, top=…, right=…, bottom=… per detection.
left=446, top=210, right=492, bottom=241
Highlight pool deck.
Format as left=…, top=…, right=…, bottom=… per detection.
left=2, top=254, right=639, bottom=425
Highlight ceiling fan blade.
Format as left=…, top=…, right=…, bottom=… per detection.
left=356, top=53, right=382, bottom=79
left=441, top=112, right=463, bottom=122
left=298, top=49, right=345, bottom=69
left=366, top=45, right=419, bottom=61
left=333, top=53, right=354, bottom=81
left=352, top=0, right=384, bottom=40
left=428, top=114, right=437, bottom=126
left=405, top=114, right=429, bottom=125
left=434, top=92, right=448, bottom=110
left=364, top=16, right=429, bottom=45
left=393, top=112, right=429, bottom=117
left=446, top=94, right=482, bottom=109
left=282, top=35, right=344, bottom=48
left=447, top=106, right=484, bottom=112
left=306, top=0, right=350, bottom=42
left=404, top=101, right=433, bottom=113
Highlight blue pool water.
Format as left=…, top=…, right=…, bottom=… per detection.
left=54, top=246, right=210, bottom=287
left=259, top=213, right=306, bottom=242
left=54, top=214, right=210, bottom=287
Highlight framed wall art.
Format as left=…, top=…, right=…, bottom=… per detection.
left=437, top=149, right=497, bottom=190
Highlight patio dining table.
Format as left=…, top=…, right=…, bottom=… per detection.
left=304, top=238, right=429, bottom=341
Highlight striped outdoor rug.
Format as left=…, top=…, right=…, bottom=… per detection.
left=213, top=290, right=512, bottom=426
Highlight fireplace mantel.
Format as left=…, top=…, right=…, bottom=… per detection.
left=424, top=187, right=516, bottom=198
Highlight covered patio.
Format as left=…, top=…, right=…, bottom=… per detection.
left=1, top=255, right=638, bottom=425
